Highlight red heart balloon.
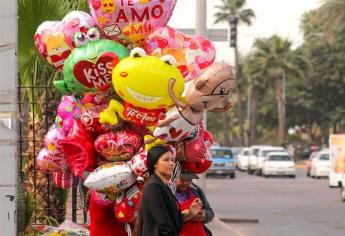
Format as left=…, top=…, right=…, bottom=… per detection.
left=94, top=130, right=143, bottom=161
left=59, top=120, right=97, bottom=176
left=73, top=52, right=119, bottom=90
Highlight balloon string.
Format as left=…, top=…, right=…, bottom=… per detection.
left=125, top=223, right=132, bottom=236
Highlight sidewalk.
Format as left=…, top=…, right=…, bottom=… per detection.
left=207, top=217, right=243, bottom=236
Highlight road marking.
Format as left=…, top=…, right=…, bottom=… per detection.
left=214, top=217, right=247, bottom=236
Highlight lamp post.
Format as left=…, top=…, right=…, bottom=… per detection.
left=195, top=0, right=207, bottom=192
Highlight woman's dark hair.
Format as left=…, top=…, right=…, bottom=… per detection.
left=147, top=145, right=171, bottom=176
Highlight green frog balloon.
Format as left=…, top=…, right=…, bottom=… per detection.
left=54, top=27, right=129, bottom=95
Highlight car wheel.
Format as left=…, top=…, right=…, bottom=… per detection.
left=307, top=172, right=310, bottom=177
left=290, top=175, right=296, bottom=179
left=341, top=186, right=345, bottom=202
left=230, top=173, right=235, bottom=179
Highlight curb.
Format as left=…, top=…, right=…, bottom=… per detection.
left=208, top=217, right=247, bottom=236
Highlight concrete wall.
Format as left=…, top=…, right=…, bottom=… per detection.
left=0, top=0, right=17, bottom=235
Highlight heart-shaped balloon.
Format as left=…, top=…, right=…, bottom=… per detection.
left=52, top=170, right=78, bottom=189
left=56, top=96, right=83, bottom=134
left=184, top=124, right=214, bottom=162
left=144, top=26, right=216, bottom=82
left=113, top=184, right=142, bottom=223
left=34, top=11, right=96, bottom=71
left=54, top=39, right=129, bottom=95
left=84, top=162, right=137, bottom=195
left=129, top=149, right=148, bottom=177
left=58, top=120, right=97, bottom=176
left=36, top=148, right=67, bottom=173
left=94, top=130, right=143, bottom=161
left=88, top=0, right=176, bottom=48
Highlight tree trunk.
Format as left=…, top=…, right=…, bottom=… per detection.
left=274, top=78, right=285, bottom=144
left=249, top=84, right=259, bottom=145
left=234, top=46, right=245, bottom=146
left=222, top=112, right=231, bottom=147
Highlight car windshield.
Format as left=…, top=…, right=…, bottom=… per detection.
left=212, top=149, right=233, bottom=159
left=252, top=148, right=260, bottom=156
left=232, top=148, right=242, bottom=156
left=243, top=150, right=249, bottom=155
left=319, top=154, right=329, bottom=161
left=268, top=155, right=291, bottom=161
left=262, top=149, right=283, bottom=157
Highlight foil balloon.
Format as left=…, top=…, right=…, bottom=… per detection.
left=153, top=62, right=236, bottom=141
left=81, top=103, right=114, bottom=133
left=94, top=130, right=143, bottom=161
left=88, top=0, right=176, bottom=48
left=54, top=27, right=129, bottom=95
left=44, top=125, right=66, bottom=155
left=144, top=26, right=216, bottom=82
left=34, top=11, right=96, bottom=71
left=84, top=162, right=137, bottom=195
left=113, top=184, right=142, bottom=223
left=58, top=120, right=96, bottom=176
left=184, top=124, right=214, bottom=162
left=129, top=149, right=148, bottom=177
left=99, top=48, right=185, bottom=127
left=56, top=96, right=83, bottom=133
left=52, top=170, right=78, bottom=189
left=36, top=148, right=65, bottom=173
left=180, top=158, right=212, bottom=174
left=91, top=190, right=114, bottom=206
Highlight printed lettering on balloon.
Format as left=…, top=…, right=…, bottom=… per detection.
left=73, top=52, right=119, bottom=90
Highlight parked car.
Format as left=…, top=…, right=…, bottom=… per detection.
left=207, top=147, right=236, bottom=178
left=310, top=150, right=331, bottom=178
left=237, top=147, right=250, bottom=171
left=231, top=147, right=243, bottom=168
left=256, top=146, right=286, bottom=176
left=306, top=151, right=318, bottom=177
left=262, top=152, right=296, bottom=178
left=248, top=145, right=272, bottom=174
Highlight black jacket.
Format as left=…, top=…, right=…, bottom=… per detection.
left=140, top=174, right=183, bottom=236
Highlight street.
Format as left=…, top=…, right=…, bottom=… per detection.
left=206, top=169, right=345, bottom=236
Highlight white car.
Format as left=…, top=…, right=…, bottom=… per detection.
left=262, top=152, right=296, bottom=178
left=237, top=147, right=250, bottom=171
left=256, top=146, right=286, bottom=176
left=248, top=145, right=272, bottom=174
left=310, top=150, right=331, bottom=178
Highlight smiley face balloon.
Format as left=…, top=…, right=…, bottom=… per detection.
left=99, top=48, right=185, bottom=127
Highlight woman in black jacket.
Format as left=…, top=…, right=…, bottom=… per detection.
left=137, top=145, right=202, bottom=236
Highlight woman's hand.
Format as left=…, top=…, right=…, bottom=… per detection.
left=193, top=210, right=206, bottom=222
left=189, top=198, right=203, bottom=217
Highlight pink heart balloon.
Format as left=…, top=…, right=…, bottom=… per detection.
left=88, top=0, right=176, bottom=48
left=34, top=11, right=97, bottom=71
left=36, top=148, right=68, bottom=173
left=144, top=26, right=216, bottom=82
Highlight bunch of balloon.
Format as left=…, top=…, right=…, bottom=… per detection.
left=34, top=2, right=237, bottom=235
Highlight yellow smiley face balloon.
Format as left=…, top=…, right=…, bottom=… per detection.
left=112, top=48, right=185, bottom=110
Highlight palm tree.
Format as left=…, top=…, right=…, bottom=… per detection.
left=319, top=0, right=345, bottom=36
left=18, top=0, right=87, bottom=228
left=252, top=36, right=311, bottom=144
left=243, top=55, right=265, bottom=145
left=214, top=0, right=255, bottom=146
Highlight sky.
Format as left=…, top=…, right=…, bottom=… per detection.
left=168, top=0, right=322, bottom=64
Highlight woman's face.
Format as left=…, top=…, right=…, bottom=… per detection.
left=155, top=151, right=176, bottom=177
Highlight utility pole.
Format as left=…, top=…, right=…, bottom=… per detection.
left=0, top=0, right=17, bottom=234
left=195, top=0, right=207, bottom=192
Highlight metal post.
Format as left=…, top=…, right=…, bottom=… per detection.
left=195, top=0, right=207, bottom=192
